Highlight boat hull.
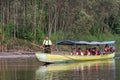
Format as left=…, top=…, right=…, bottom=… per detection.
left=35, top=52, right=115, bottom=63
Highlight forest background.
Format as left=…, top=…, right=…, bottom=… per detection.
left=0, top=0, right=120, bottom=52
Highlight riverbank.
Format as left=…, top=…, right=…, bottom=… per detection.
left=0, top=54, right=35, bottom=59
left=0, top=50, right=120, bottom=59
left=0, top=50, right=35, bottom=58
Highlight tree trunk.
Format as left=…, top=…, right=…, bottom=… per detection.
left=1, top=1, right=5, bottom=42
left=33, top=0, right=37, bottom=42
left=6, top=0, right=10, bottom=24
left=14, top=0, right=17, bottom=39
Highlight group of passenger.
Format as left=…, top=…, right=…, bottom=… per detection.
left=71, top=44, right=115, bottom=56
left=71, top=47, right=99, bottom=56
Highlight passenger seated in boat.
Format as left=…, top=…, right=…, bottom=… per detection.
left=94, top=47, right=99, bottom=55
left=91, top=47, right=99, bottom=55
left=71, top=48, right=77, bottom=55
left=104, top=44, right=110, bottom=52
left=88, top=48, right=92, bottom=54
left=76, top=48, right=84, bottom=56
left=91, top=48, right=96, bottom=55
left=84, top=48, right=91, bottom=56
left=110, top=46, right=115, bottom=52
left=100, top=49, right=107, bottom=55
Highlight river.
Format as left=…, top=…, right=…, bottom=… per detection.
left=0, top=57, right=120, bottom=80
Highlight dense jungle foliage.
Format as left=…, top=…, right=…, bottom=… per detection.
left=0, top=0, right=120, bottom=51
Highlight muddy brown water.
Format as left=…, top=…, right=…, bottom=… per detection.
left=0, top=54, right=120, bottom=80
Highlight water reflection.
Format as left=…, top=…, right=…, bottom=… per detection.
left=0, top=58, right=117, bottom=80
left=0, top=58, right=40, bottom=80
left=36, top=60, right=116, bottom=80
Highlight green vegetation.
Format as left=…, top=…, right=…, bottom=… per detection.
left=0, top=0, right=120, bottom=51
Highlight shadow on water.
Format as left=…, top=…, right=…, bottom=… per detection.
left=36, top=59, right=116, bottom=80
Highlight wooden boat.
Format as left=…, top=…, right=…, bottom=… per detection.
left=35, top=52, right=115, bottom=63
left=35, top=40, right=115, bottom=63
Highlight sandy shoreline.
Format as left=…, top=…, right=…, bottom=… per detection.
left=0, top=55, right=35, bottom=58
left=0, top=50, right=35, bottom=58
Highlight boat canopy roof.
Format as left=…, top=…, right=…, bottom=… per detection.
left=56, top=40, right=115, bottom=45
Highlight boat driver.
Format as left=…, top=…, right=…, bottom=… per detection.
left=42, top=36, right=52, bottom=53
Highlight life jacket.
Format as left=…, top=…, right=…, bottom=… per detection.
left=105, top=47, right=110, bottom=51
left=95, top=50, right=99, bottom=55
left=43, top=40, right=52, bottom=46
left=84, top=51, right=88, bottom=56
left=77, top=51, right=84, bottom=56
left=72, top=50, right=77, bottom=55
